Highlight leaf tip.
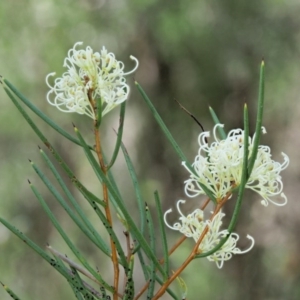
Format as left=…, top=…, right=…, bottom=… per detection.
left=72, top=123, right=78, bottom=131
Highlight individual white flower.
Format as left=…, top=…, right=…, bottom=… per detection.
left=46, top=42, right=139, bottom=119
left=164, top=200, right=254, bottom=268
left=183, top=124, right=289, bottom=206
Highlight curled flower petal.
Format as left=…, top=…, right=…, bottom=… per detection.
left=183, top=124, right=289, bottom=206
left=164, top=201, right=254, bottom=268
left=46, top=42, right=139, bottom=119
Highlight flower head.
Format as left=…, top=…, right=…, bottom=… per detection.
left=46, top=42, right=139, bottom=119
left=164, top=200, right=254, bottom=268
left=183, top=124, right=289, bottom=206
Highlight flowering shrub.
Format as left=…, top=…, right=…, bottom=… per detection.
left=0, top=45, right=289, bottom=300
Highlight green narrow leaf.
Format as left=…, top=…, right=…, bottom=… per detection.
left=39, top=140, right=127, bottom=268
left=247, top=60, right=265, bottom=177
left=130, top=239, right=147, bottom=281
left=136, top=82, right=216, bottom=203
left=208, top=106, right=227, bottom=139
left=71, top=128, right=129, bottom=268
left=116, top=143, right=149, bottom=280
left=50, top=254, right=69, bottom=276
left=3, top=79, right=91, bottom=148
left=100, top=287, right=107, bottom=300
left=135, top=82, right=188, bottom=163
left=47, top=244, right=105, bottom=298
left=95, top=97, right=102, bottom=128
left=69, top=283, right=85, bottom=300
left=176, top=276, right=188, bottom=300
left=133, top=241, right=149, bottom=281
left=74, top=125, right=166, bottom=277
left=0, top=217, right=72, bottom=280
left=73, top=126, right=106, bottom=185
left=87, top=199, right=128, bottom=269
left=154, top=191, right=169, bottom=279
left=51, top=256, right=86, bottom=300
left=120, top=142, right=146, bottom=235
left=5, top=236, right=93, bottom=300
left=145, top=203, right=156, bottom=300
left=196, top=104, right=250, bottom=258
left=123, top=255, right=135, bottom=300
left=152, top=275, right=179, bottom=300
left=71, top=127, right=126, bottom=220
left=3, top=86, right=49, bottom=144
left=50, top=254, right=84, bottom=299
left=227, top=104, right=249, bottom=232
left=107, top=102, right=126, bottom=170
left=30, top=161, right=111, bottom=256
left=2, top=86, right=103, bottom=207
left=0, top=281, right=21, bottom=300
left=49, top=252, right=76, bottom=282
left=28, top=181, right=113, bottom=292
left=102, top=151, right=126, bottom=220
left=38, top=148, right=110, bottom=256
left=106, top=167, right=123, bottom=209
left=69, top=267, right=95, bottom=300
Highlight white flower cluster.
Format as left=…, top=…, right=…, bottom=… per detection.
left=46, top=42, right=139, bottom=119
left=183, top=124, right=289, bottom=206
left=164, top=124, right=289, bottom=268
left=164, top=200, right=254, bottom=268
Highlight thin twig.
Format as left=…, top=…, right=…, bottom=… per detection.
left=90, top=91, right=119, bottom=300
left=152, top=194, right=231, bottom=299
left=47, top=244, right=98, bottom=283
left=46, top=244, right=122, bottom=298
left=135, top=197, right=211, bottom=299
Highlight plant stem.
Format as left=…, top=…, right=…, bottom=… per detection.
left=135, top=197, right=211, bottom=299
left=161, top=197, right=211, bottom=263
left=89, top=88, right=120, bottom=299
left=94, top=124, right=120, bottom=300
left=152, top=195, right=230, bottom=299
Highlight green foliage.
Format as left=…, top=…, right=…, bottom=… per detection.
left=1, top=60, right=265, bottom=299
left=0, top=1, right=296, bottom=299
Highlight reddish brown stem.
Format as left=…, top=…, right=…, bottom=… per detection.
left=135, top=197, right=211, bottom=299
left=152, top=195, right=231, bottom=299
left=94, top=125, right=119, bottom=300
left=88, top=88, right=120, bottom=299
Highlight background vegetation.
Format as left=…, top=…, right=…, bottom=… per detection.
left=0, top=0, right=299, bottom=299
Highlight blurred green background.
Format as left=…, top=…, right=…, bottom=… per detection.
left=0, top=0, right=299, bottom=299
